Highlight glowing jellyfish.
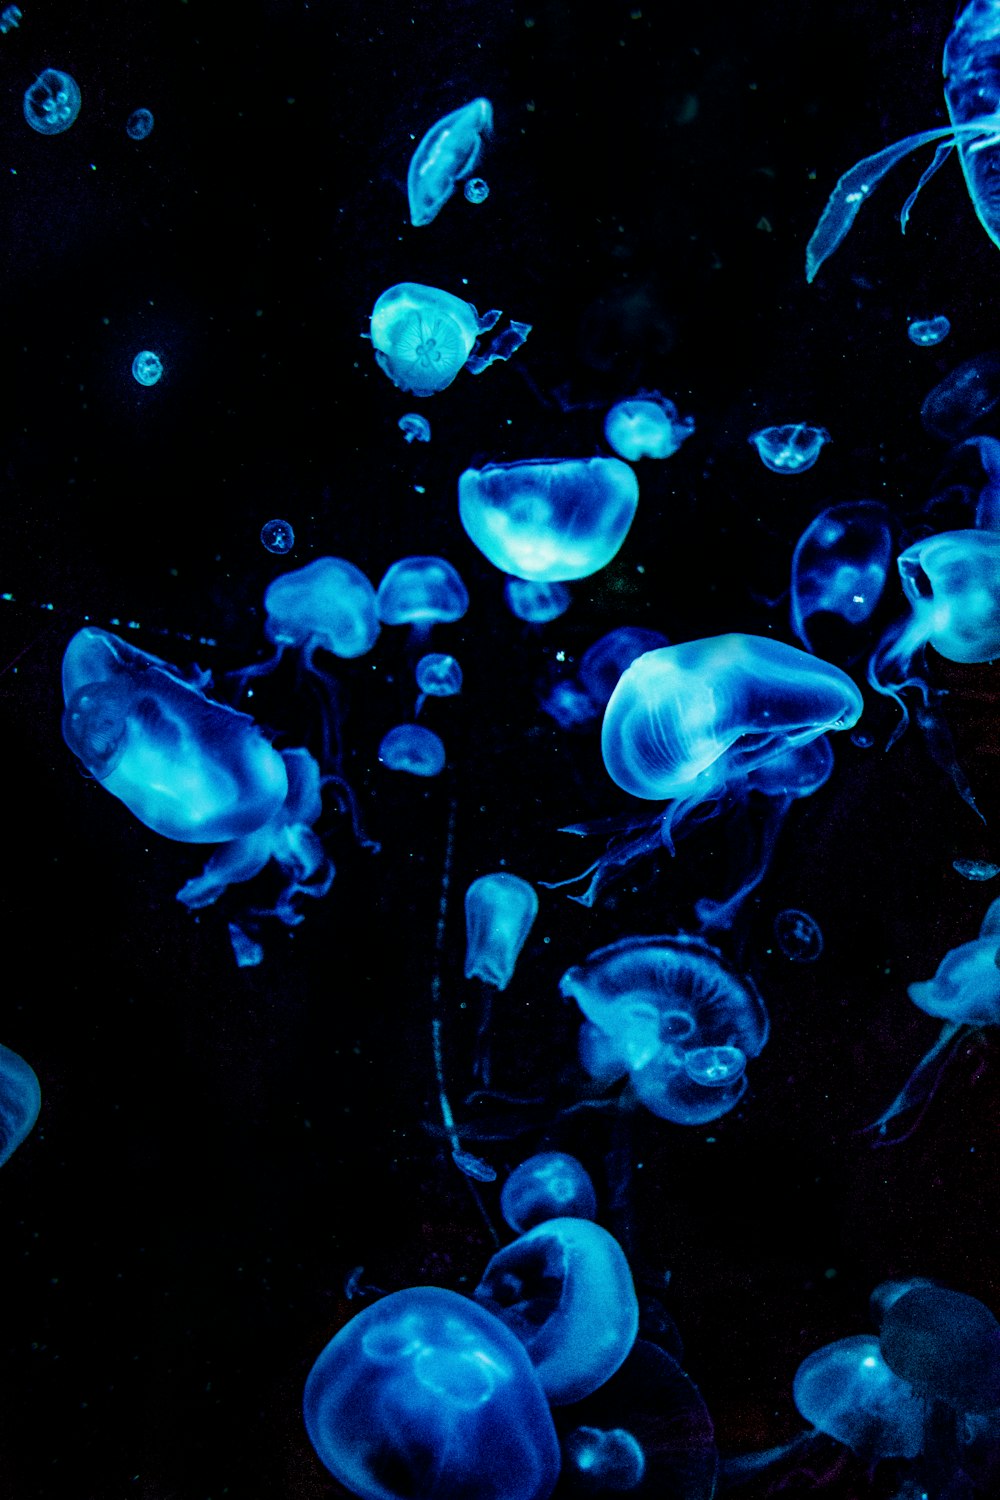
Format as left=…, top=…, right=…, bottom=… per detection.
left=879, top=1285, right=1000, bottom=1413
left=908, top=315, right=951, bottom=347
left=126, top=108, right=154, bottom=141
left=370, top=283, right=509, bottom=396
left=23, top=69, right=81, bottom=135
left=505, top=579, right=571, bottom=623
left=0, top=1042, right=41, bottom=1169
left=132, top=351, right=163, bottom=387
left=464, top=873, right=538, bottom=989
left=774, top=908, right=824, bottom=962
left=560, top=934, right=769, bottom=1124
left=954, top=858, right=1000, bottom=880
left=921, top=353, right=1000, bottom=441
left=474, top=1218, right=639, bottom=1404
left=749, top=423, right=830, bottom=474
left=793, top=1336, right=925, bottom=1459
left=465, top=177, right=490, bottom=204
left=407, top=98, right=493, bottom=227
left=261, top=557, right=380, bottom=663
left=459, top=458, right=640, bottom=582
left=398, top=412, right=431, bottom=444
left=303, top=1285, right=560, bottom=1500
left=259, top=518, right=295, bottom=555
left=415, top=653, right=462, bottom=698
left=604, top=394, right=695, bottom=462
left=378, top=723, right=446, bottom=777
left=500, top=1152, right=598, bottom=1234
left=564, top=1428, right=645, bottom=1491
left=376, top=556, right=468, bottom=645
left=578, top=627, right=671, bottom=713
left=790, top=501, right=894, bottom=654
left=0, top=6, right=22, bottom=36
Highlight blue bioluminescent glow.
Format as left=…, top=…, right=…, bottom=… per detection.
left=793, top=1336, right=924, bottom=1459
left=370, top=283, right=499, bottom=396
left=878, top=1284, right=1000, bottom=1412
left=303, top=1285, right=560, bottom=1500
left=954, top=858, right=1000, bottom=880
left=378, top=723, right=446, bottom=776
left=500, top=1152, right=598, bottom=1234
left=407, top=98, right=493, bottom=227
left=132, top=351, right=163, bottom=387
left=474, top=1217, right=639, bottom=1404
left=921, top=353, right=1000, bottom=441
left=376, top=556, right=468, bottom=630
left=604, top=393, right=695, bottom=462
left=126, top=108, right=154, bottom=141
left=564, top=1428, right=645, bottom=1490
left=774, top=908, right=824, bottom=962
left=791, top=501, right=894, bottom=653
left=504, top=578, right=571, bottom=623
left=398, top=412, right=431, bottom=443
left=0, top=6, right=22, bottom=35
left=464, top=873, right=538, bottom=989
left=464, top=176, right=490, bottom=204
left=259, top=518, right=295, bottom=555
left=0, top=1041, right=41, bottom=1170
left=24, top=69, right=81, bottom=134
left=459, top=457, right=640, bottom=582
left=578, top=627, right=671, bottom=713
left=908, top=315, right=951, bottom=346
left=749, top=423, right=830, bottom=474
left=264, top=557, right=380, bottom=661
left=415, top=652, right=462, bottom=697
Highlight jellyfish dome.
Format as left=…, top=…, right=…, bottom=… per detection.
left=749, top=423, right=830, bottom=474
left=415, top=653, right=462, bottom=697
left=879, top=1285, right=1000, bottom=1412
left=303, top=1285, right=560, bottom=1500
left=23, top=68, right=81, bottom=135
left=378, top=724, right=446, bottom=777
left=560, top=934, right=769, bottom=1124
left=907, top=925, right=1000, bottom=1027
left=790, top=501, right=894, bottom=653
left=264, top=557, right=380, bottom=661
left=564, top=1428, right=645, bottom=1490
left=0, top=1042, right=41, bottom=1170
left=604, top=394, right=695, bottom=462
left=407, top=98, right=493, bottom=227
left=504, top=579, right=571, bottom=623
left=500, top=1152, right=598, bottom=1233
left=578, top=627, right=671, bottom=712
left=370, top=283, right=499, bottom=396
left=376, top=556, right=469, bottom=628
left=792, top=1336, right=925, bottom=1459
left=459, top=458, right=640, bottom=582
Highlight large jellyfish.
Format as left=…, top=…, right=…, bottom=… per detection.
left=407, top=98, right=493, bottom=227
left=560, top=934, right=769, bottom=1124
left=0, top=1042, right=41, bottom=1169
left=369, top=283, right=529, bottom=396
left=790, top=501, right=894, bottom=656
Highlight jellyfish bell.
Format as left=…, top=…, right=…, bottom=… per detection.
left=792, top=1336, right=925, bottom=1460
left=604, top=394, right=695, bottom=462
left=790, top=501, right=894, bottom=656
left=879, top=1286, right=1000, bottom=1413
left=0, top=1042, right=41, bottom=1170
left=264, top=556, right=381, bottom=662
left=407, top=98, right=493, bottom=227
left=500, top=1152, right=598, bottom=1234
left=376, top=556, right=469, bottom=631
left=578, top=627, right=671, bottom=714
left=369, top=282, right=501, bottom=396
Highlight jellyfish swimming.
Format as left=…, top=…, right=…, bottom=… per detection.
left=773, top=908, right=824, bottom=962
left=407, top=98, right=493, bottom=227
left=563, top=1428, right=645, bottom=1490
left=126, top=107, right=154, bottom=141
left=0, top=6, right=22, bottom=35
left=398, top=412, right=431, bottom=443
left=500, top=1152, right=598, bottom=1234
left=415, top=652, right=462, bottom=700
left=577, top=627, right=671, bottom=714
left=879, top=1284, right=1000, bottom=1414
left=459, top=458, right=640, bottom=582
left=793, top=1336, right=925, bottom=1460
left=376, top=556, right=468, bottom=640
left=23, top=69, right=81, bottom=135
left=464, top=873, right=538, bottom=989
left=921, top=353, right=1000, bottom=442
left=370, top=283, right=528, bottom=396
left=790, top=501, right=894, bottom=656
left=464, top=176, right=490, bottom=204
left=474, top=1217, right=639, bottom=1404
left=749, top=423, right=830, bottom=474
left=560, top=934, right=769, bottom=1125
left=259, top=518, right=295, bottom=555
left=505, top=579, right=571, bottom=624
left=260, top=557, right=380, bottom=665
left=908, top=315, right=951, bottom=347
left=378, top=723, right=446, bottom=777
left=604, top=394, right=695, bottom=462
left=131, top=351, right=163, bottom=387
left=303, top=1285, right=560, bottom=1500
left=0, top=1042, right=41, bottom=1169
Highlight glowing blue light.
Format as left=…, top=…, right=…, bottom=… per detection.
left=921, top=353, right=1000, bottom=441
left=879, top=1284, right=1000, bottom=1412
left=259, top=519, right=295, bottom=555
left=774, top=909, right=824, bottom=962
left=415, top=653, right=462, bottom=697
left=370, top=283, right=496, bottom=396
left=464, top=176, right=490, bottom=204
left=749, top=423, right=830, bottom=474
left=793, top=1336, right=924, bottom=1458
left=376, top=557, right=468, bottom=629
left=564, top=1428, right=645, bottom=1491
left=398, top=412, right=431, bottom=443
left=578, top=627, right=670, bottom=713
left=953, top=859, right=1000, bottom=880
left=459, top=457, right=640, bottom=583
left=132, top=351, right=163, bottom=387
left=501, top=1153, right=597, bottom=1234
left=126, top=108, right=154, bottom=141
left=264, top=557, right=379, bottom=661
left=23, top=69, right=81, bottom=135
left=0, top=1042, right=41, bottom=1170
left=504, top=579, right=571, bottom=623
left=407, top=98, right=492, bottom=227
left=791, top=501, right=893, bottom=652
left=378, top=723, right=446, bottom=777
left=604, top=394, right=695, bottom=462
left=303, top=1285, right=560, bottom=1500
left=908, top=315, right=951, bottom=347
left=464, top=873, right=538, bottom=989
left=475, top=1217, right=639, bottom=1404
left=0, top=6, right=22, bottom=36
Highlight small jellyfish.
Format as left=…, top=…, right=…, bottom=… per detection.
left=370, top=283, right=501, bottom=396
left=415, top=653, right=462, bottom=698
left=560, top=934, right=769, bottom=1125
left=376, top=556, right=468, bottom=640
left=879, top=1284, right=1000, bottom=1413
left=908, top=315, right=951, bottom=347
left=793, top=1336, right=925, bottom=1460
left=474, top=1218, right=639, bottom=1404
left=459, top=457, right=640, bottom=583
left=464, top=176, right=490, bottom=204
left=501, top=1152, right=598, bottom=1234
left=953, top=859, right=1000, bottom=880
left=749, top=423, right=830, bottom=474
left=921, top=353, right=1000, bottom=441
left=378, top=723, right=446, bottom=777
left=259, top=518, right=295, bottom=555
left=407, top=98, right=493, bottom=227
left=563, top=1428, right=645, bottom=1491
left=132, top=351, right=163, bottom=387
left=249, top=557, right=380, bottom=677
left=303, top=1285, right=560, bottom=1500
left=604, top=394, right=695, bottom=462
left=464, top=873, right=538, bottom=989
left=790, top=501, right=894, bottom=655
left=577, top=627, right=671, bottom=714
left=505, top=579, right=571, bottom=624
left=24, top=69, right=81, bottom=135
left=0, top=6, right=22, bottom=36
left=0, top=1042, right=41, bottom=1169
left=126, top=108, right=154, bottom=141
left=398, top=412, right=431, bottom=444
left=774, top=909, right=824, bottom=962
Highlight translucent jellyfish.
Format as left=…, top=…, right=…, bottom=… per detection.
left=749, top=423, right=830, bottom=474
left=262, top=557, right=380, bottom=663
left=577, top=627, right=671, bottom=714
left=415, top=653, right=462, bottom=698
left=131, top=351, right=163, bottom=387
left=908, top=315, right=951, bottom=347
left=370, top=283, right=505, bottom=396
left=474, top=1218, right=639, bottom=1404
left=505, top=579, right=571, bottom=624
left=793, top=1336, right=925, bottom=1459
left=398, top=413, right=431, bottom=445
left=378, top=723, right=446, bottom=777
left=879, top=1285, right=1000, bottom=1413
left=464, top=176, right=490, bottom=204
left=303, top=1285, right=560, bottom=1500
left=126, top=107, right=154, bottom=141
left=953, top=858, right=1000, bottom=880
left=790, top=501, right=894, bottom=655
left=921, top=353, right=1000, bottom=441
left=0, top=6, right=22, bottom=36
left=459, top=458, right=640, bottom=582
left=773, top=908, right=824, bottom=962
left=259, top=518, right=295, bottom=555
left=0, top=1042, right=41, bottom=1169
left=23, top=69, right=81, bottom=135
left=464, top=873, right=538, bottom=989
left=407, top=98, right=492, bottom=227
left=564, top=1428, right=645, bottom=1491
left=559, top=934, right=769, bottom=1124
left=500, top=1152, right=598, bottom=1233
left=604, top=394, right=695, bottom=462
left=376, top=556, right=468, bottom=644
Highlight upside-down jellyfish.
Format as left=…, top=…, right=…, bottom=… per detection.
left=790, top=501, right=893, bottom=655
left=749, top=423, right=830, bottom=475
left=303, top=1285, right=560, bottom=1500
left=793, top=1336, right=925, bottom=1459
left=0, top=1042, right=41, bottom=1169
left=407, top=98, right=492, bottom=227
left=500, top=1152, right=598, bottom=1234
left=604, top=394, right=695, bottom=462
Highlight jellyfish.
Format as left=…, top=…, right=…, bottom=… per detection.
left=464, top=874, right=538, bottom=990
left=302, top=1285, right=560, bottom=1500
left=908, top=315, right=951, bottom=347
left=921, top=353, right=1000, bottom=442
left=560, top=934, right=769, bottom=1125
left=398, top=412, right=431, bottom=444
left=749, top=423, right=830, bottom=475
left=23, top=69, right=81, bottom=135
left=131, top=351, right=163, bottom=387
left=505, top=579, right=571, bottom=624
left=415, top=652, right=462, bottom=705
left=577, top=628, right=671, bottom=715
left=500, top=1152, right=598, bottom=1234
left=793, top=1336, right=925, bottom=1460
left=459, top=458, right=640, bottom=582
left=378, top=723, right=446, bottom=777
left=879, top=1285, right=1000, bottom=1414
left=604, top=394, right=695, bottom=462
left=0, top=1042, right=41, bottom=1169
left=474, top=1217, right=639, bottom=1404
left=563, top=1428, right=645, bottom=1491
left=126, top=107, right=154, bottom=141
left=375, top=556, right=468, bottom=653
left=464, top=176, right=490, bottom=204
left=773, top=908, right=824, bottom=962
left=954, top=858, right=1000, bottom=880
left=259, top=518, right=295, bottom=555
left=261, top=557, right=380, bottom=664
left=370, top=283, right=527, bottom=396
left=0, top=6, right=22, bottom=36
left=790, top=501, right=894, bottom=656
left=407, top=98, right=493, bottom=227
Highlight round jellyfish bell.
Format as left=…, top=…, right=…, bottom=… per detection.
left=879, top=1285, right=1000, bottom=1414
left=604, top=393, right=695, bottom=462
left=501, top=1152, right=598, bottom=1233
left=264, top=557, right=380, bottom=662
left=749, top=423, right=830, bottom=474
left=505, top=579, right=571, bottom=624
left=370, top=282, right=498, bottom=396
left=376, top=556, right=469, bottom=636
left=0, top=1041, right=41, bottom=1170
left=793, top=1336, right=925, bottom=1460
left=564, top=1427, right=645, bottom=1490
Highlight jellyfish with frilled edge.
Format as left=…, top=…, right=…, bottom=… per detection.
left=370, top=283, right=530, bottom=396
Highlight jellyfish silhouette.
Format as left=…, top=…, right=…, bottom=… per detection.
left=407, top=98, right=493, bottom=227
left=790, top=501, right=894, bottom=657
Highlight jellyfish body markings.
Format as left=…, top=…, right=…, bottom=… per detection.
left=749, top=423, right=829, bottom=475
left=126, top=107, right=154, bottom=141
left=370, top=283, right=511, bottom=396
left=793, top=1336, right=925, bottom=1460
left=132, top=351, right=163, bottom=387
left=464, top=873, right=538, bottom=989
left=563, top=1428, right=645, bottom=1490
left=465, top=176, right=490, bottom=204
left=24, top=69, right=81, bottom=134
left=407, top=98, right=492, bottom=227
left=505, top=579, right=571, bottom=623
left=501, top=1153, right=598, bottom=1234
left=265, top=557, right=380, bottom=663
left=260, top=518, right=295, bottom=555
left=604, top=394, right=695, bottom=462
left=378, top=724, right=446, bottom=777
left=302, top=1285, right=560, bottom=1500
left=908, top=315, right=951, bottom=347
left=415, top=653, right=462, bottom=698
left=790, top=501, right=893, bottom=653
left=0, top=1042, right=41, bottom=1169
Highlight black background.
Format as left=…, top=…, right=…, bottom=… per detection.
left=1, top=0, right=999, bottom=1496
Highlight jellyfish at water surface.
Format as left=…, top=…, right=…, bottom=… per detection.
left=303, top=1285, right=560, bottom=1500
left=0, top=1042, right=41, bottom=1169
left=500, top=1152, right=598, bottom=1234
left=132, top=351, right=163, bottom=387
left=790, top=501, right=893, bottom=655
left=378, top=723, right=446, bottom=777
left=560, top=934, right=769, bottom=1124
left=464, top=873, right=538, bottom=989
left=908, top=316, right=951, bottom=347
left=459, top=458, right=640, bottom=582
left=793, top=1336, right=925, bottom=1459
left=407, top=98, right=492, bottom=227
left=749, top=423, right=830, bottom=474
left=505, top=578, right=571, bottom=623
left=604, top=394, right=695, bottom=462
left=126, top=107, right=154, bottom=141
left=370, top=283, right=527, bottom=396
left=23, top=69, right=81, bottom=134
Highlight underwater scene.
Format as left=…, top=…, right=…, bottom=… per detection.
left=2, top=0, right=1000, bottom=1495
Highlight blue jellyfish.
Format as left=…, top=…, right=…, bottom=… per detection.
left=459, top=458, right=640, bottom=582
left=23, top=69, right=81, bottom=135
left=773, top=908, right=824, bottom=962
left=303, top=1285, right=560, bottom=1500
left=398, top=412, right=431, bottom=443
left=790, top=501, right=894, bottom=655
left=259, top=518, right=295, bottom=555
left=464, top=874, right=538, bottom=989
left=749, top=423, right=830, bottom=474
left=793, top=1336, right=925, bottom=1460
left=954, top=858, right=1000, bottom=880
left=921, top=354, right=1000, bottom=442
left=908, top=315, right=951, bottom=347
left=0, top=7, right=22, bottom=36
left=500, top=1152, right=598, bottom=1234
left=604, top=394, right=695, bottom=462
left=0, top=1042, right=41, bottom=1169
left=407, top=98, right=493, bottom=227
left=564, top=1428, right=645, bottom=1491
left=370, top=284, right=530, bottom=396
left=132, top=351, right=163, bottom=387
left=261, top=557, right=380, bottom=663
left=464, top=176, right=490, bottom=204
left=376, top=556, right=468, bottom=641
left=415, top=652, right=462, bottom=700
left=126, top=108, right=154, bottom=141
left=504, top=579, right=571, bottom=624
left=560, top=934, right=769, bottom=1125
left=474, top=1218, right=639, bottom=1404
left=577, top=627, right=671, bottom=714
left=378, top=723, right=446, bottom=777
left=879, top=1285, right=1000, bottom=1414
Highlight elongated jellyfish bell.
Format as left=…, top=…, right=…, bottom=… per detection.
left=407, top=98, right=492, bottom=227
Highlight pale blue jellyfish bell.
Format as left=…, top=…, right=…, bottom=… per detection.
left=790, top=501, right=893, bottom=655
left=578, top=627, right=670, bottom=714
left=908, top=315, right=951, bottom=347
left=921, top=353, right=1000, bottom=441
left=465, top=176, right=490, bottom=204
left=378, top=723, right=446, bottom=777
left=407, top=98, right=493, bottom=226
left=500, top=1152, right=598, bottom=1234
left=263, top=557, right=380, bottom=663
left=303, top=1285, right=560, bottom=1500
left=793, top=1336, right=925, bottom=1460
left=0, top=1042, right=41, bottom=1169
left=474, top=1218, right=639, bottom=1404
left=23, top=69, right=81, bottom=134
left=126, top=108, right=154, bottom=141
left=465, top=873, right=538, bottom=1085
left=398, top=412, right=431, bottom=443
left=369, top=283, right=529, bottom=396
left=376, top=556, right=468, bottom=644
left=749, top=423, right=830, bottom=474
left=564, top=1429, right=645, bottom=1491
left=505, top=579, right=571, bottom=624
left=459, top=458, right=640, bottom=582
left=259, top=518, right=294, bottom=555
left=604, top=394, right=695, bottom=462
left=774, top=908, right=824, bottom=962
left=132, top=351, right=163, bottom=387
left=415, top=653, right=462, bottom=708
